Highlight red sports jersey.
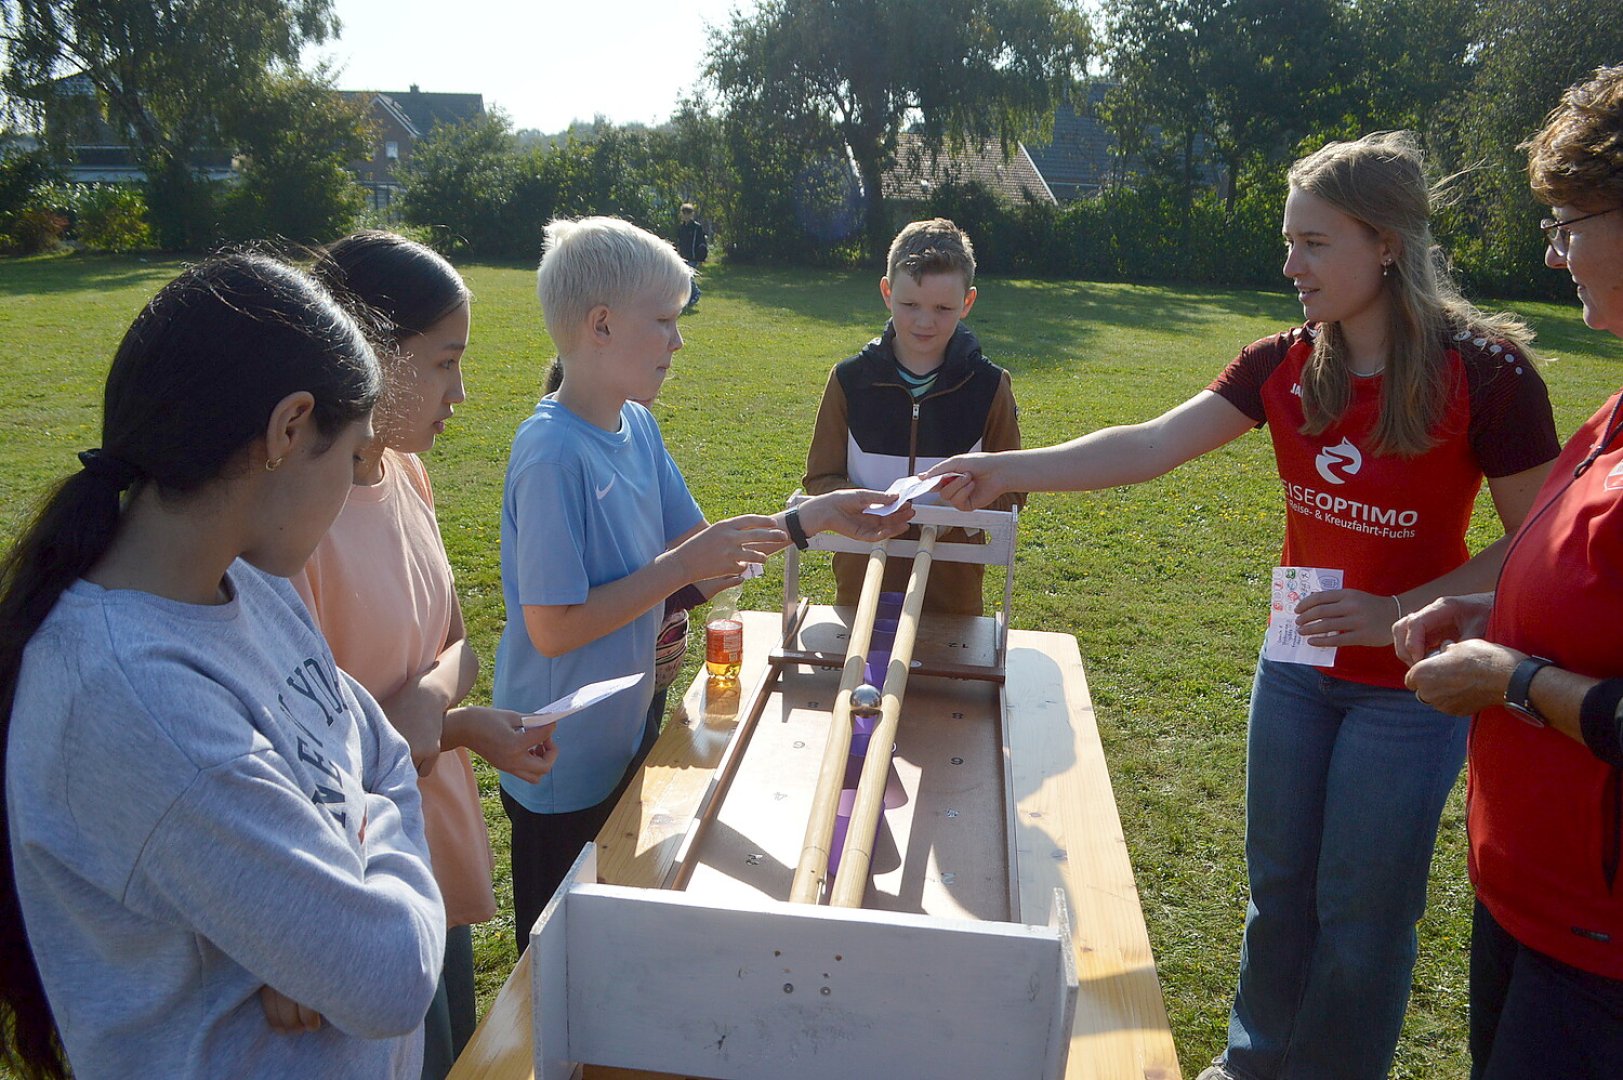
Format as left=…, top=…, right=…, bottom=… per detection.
left=1473, top=391, right=1623, bottom=978
left=1208, top=326, right=1558, bottom=688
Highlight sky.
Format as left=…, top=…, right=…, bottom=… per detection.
left=304, top=0, right=760, bottom=134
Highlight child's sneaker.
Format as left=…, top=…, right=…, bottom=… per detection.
left=1195, top=1061, right=1238, bottom=1080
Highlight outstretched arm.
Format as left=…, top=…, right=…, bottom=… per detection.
left=925, top=391, right=1255, bottom=510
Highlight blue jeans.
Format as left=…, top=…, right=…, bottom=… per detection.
left=419, top=923, right=474, bottom=1080
left=684, top=264, right=701, bottom=309
left=1221, top=655, right=1468, bottom=1080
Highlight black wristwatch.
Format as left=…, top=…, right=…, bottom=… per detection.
left=785, top=506, right=811, bottom=550
left=1504, top=655, right=1554, bottom=727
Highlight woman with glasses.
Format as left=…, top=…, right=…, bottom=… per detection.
left=927, top=130, right=1560, bottom=1080
left=1399, top=65, right=1623, bottom=1079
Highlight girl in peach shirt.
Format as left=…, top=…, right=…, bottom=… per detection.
left=300, top=232, right=559, bottom=1079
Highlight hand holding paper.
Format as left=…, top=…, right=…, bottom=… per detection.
left=863, top=472, right=959, bottom=516
left=1264, top=566, right=1345, bottom=665
left=519, top=672, right=644, bottom=731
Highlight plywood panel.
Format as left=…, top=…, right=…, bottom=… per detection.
left=558, top=885, right=1074, bottom=1080
left=686, top=666, right=1009, bottom=920
left=451, top=613, right=1178, bottom=1080
left=1006, top=633, right=1181, bottom=1079
left=591, top=615, right=784, bottom=890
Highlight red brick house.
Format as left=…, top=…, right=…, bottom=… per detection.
left=343, top=85, right=484, bottom=207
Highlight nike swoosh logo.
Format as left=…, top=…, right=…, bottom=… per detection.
left=595, top=476, right=616, bottom=500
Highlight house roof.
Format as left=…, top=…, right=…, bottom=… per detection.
left=1022, top=85, right=1119, bottom=200
left=343, top=87, right=484, bottom=138
left=881, top=132, right=1056, bottom=205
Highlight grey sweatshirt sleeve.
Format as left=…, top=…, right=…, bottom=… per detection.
left=127, top=681, right=445, bottom=1038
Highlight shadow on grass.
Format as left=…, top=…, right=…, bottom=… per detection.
left=1517, top=302, right=1623, bottom=364
left=705, top=261, right=1303, bottom=374
left=0, top=253, right=181, bottom=296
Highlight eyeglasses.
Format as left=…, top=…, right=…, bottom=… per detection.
left=1540, top=207, right=1620, bottom=256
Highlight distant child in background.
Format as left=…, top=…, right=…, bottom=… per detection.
left=495, top=217, right=912, bottom=953
left=305, top=232, right=559, bottom=1079
left=675, top=203, right=708, bottom=311
left=804, top=217, right=1022, bottom=615
left=1, top=255, right=442, bottom=1079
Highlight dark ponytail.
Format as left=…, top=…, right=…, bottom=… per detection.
left=0, top=253, right=379, bottom=1078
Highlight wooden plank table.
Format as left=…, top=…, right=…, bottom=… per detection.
left=449, top=610, right=1179, bottom=1080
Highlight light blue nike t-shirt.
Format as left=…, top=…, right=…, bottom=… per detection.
left=494, top=399, right=704, bottom=813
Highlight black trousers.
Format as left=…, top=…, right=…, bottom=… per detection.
left=499, top=692, right=664, bottom=956
left=1470, top=899, right=1623, bottom=1080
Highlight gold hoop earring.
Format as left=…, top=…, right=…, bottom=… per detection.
left=265, top=457, right=284, bottom=472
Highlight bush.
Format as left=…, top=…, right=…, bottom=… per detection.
left=353, top=209, right=448, bottom=253
left=398, top=114, right=524, bottom=259
left=143, top=160, right=222, bottom=251
left=401, top=116, right=722, bottom=262
left=0, top=149, right=65, bottom=253
left=0, top=149, right=60, bottom=222
left=7, top=205, right=68, bottom=254
left=5, top=183, right=155, bottom=253
left=911, top=173, right=1286, bottom=287
left=717, top=102, right=862, bottom=266
left=218, top=72, right=369, bottom=246
left=66, top=185, right=153, bottom=252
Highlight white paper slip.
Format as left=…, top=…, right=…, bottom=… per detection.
left=1263, top=566, right=1345, bottom=665
left=740, top=560, right=765, bottom=579
left=520, top=672, right=644, bottom=729
left=863, top=472, right=956, bottom=516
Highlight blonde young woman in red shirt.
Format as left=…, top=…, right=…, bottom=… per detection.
left=928, top=132, right=1560, bottom=1080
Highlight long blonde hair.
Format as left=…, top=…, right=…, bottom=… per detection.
left=1290, top=132, right=1537, bottom=457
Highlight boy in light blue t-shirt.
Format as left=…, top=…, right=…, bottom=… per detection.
left=494, top=216, right=910, bottom=953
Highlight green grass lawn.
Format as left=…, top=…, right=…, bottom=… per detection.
left=2, top=253, right=1618, bottom=1078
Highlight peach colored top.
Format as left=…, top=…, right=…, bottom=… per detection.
left=293, top=450, right=496, bottom=927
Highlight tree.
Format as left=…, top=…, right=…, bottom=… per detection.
left=397, top=111, right=522, bottom=258
left=0, top=0, right=339, bottom=247
left=218, top=68, right=369, bottom=245
left=654, top=97, right=733, bottom=242
left=1430, top=0, right=1623, bottom=295
left=1097, top=0, right=1209, bottom=248
left=1340, top=0, right=1474, bottom=133
left=707, top=0, right=1091, bottom=259
left=717, top=92, right=860, bottom=263
left=1102, top=0, right=1352, bottom=214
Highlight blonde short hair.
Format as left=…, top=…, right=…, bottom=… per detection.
left=536, top=217, right=692, bottom=353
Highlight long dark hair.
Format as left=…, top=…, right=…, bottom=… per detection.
left=311, top=230, right=470, bottom=342
left=0, top=253, right=380, bottom=1079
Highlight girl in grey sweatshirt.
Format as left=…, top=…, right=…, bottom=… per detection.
left=0, top=255, right=444, bottom=1079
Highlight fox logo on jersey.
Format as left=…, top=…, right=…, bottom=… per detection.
left=1315, top=437, right=1363, bottom=486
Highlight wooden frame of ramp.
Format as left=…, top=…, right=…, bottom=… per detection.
left=449, top=503, right=1180, bottom=1080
